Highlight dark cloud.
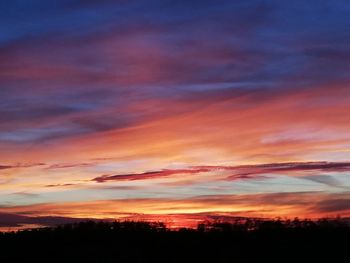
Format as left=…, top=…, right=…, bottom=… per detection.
left=314, top=198, right=350, bottom=213
left=0, top=163, right=45, bottom=170
left=0, top=165, right=12, bottom=170
left=0, top=212, right=28, bottom=227
left=92, top=161, right=350, bottom=183
left=234, top=162, right=350, bottom=173
left=93, top=168, right=210, bottom=183
left=0, top=212, right=103, bottom=228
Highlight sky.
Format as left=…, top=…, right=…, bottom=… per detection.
left=1, top=0, right=350, bottom=229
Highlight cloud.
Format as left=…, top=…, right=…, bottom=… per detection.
left=300, top=175, right=345, bottom=189
left=255, top=162, right=350, bottom=172
left=45, top=184, right=75, bottom=188
left=92, top=161, right=350, bottom=183
left=92, top=168, right=211, bottom=183
left=0, top=212, right=28, bottom=227
left=314, top=198, right=350, bottom=213
left=1, top=192, right=349, bottom=225
left=1, top=0, right=350, bottom=224
left=1, top=0, right=349, bottom=149
left=0, top=163, right=45, bottom=170
left=0, top=212, right=102, bottom=228
left=0, top=165, right=12, bottom=170
left=47, top=163, right=95, bottom=169
left=13, top=192, right=39, bottom=198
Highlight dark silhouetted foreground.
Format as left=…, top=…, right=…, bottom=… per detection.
left=1, top=218, right=349, bottom=262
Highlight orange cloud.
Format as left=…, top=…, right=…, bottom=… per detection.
left=2, top=192, right=349, bottom=222
left=20, top=85, right=349, bottom=165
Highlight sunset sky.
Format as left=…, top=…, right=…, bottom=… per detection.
left=1, top=0, right=350, bottom=229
